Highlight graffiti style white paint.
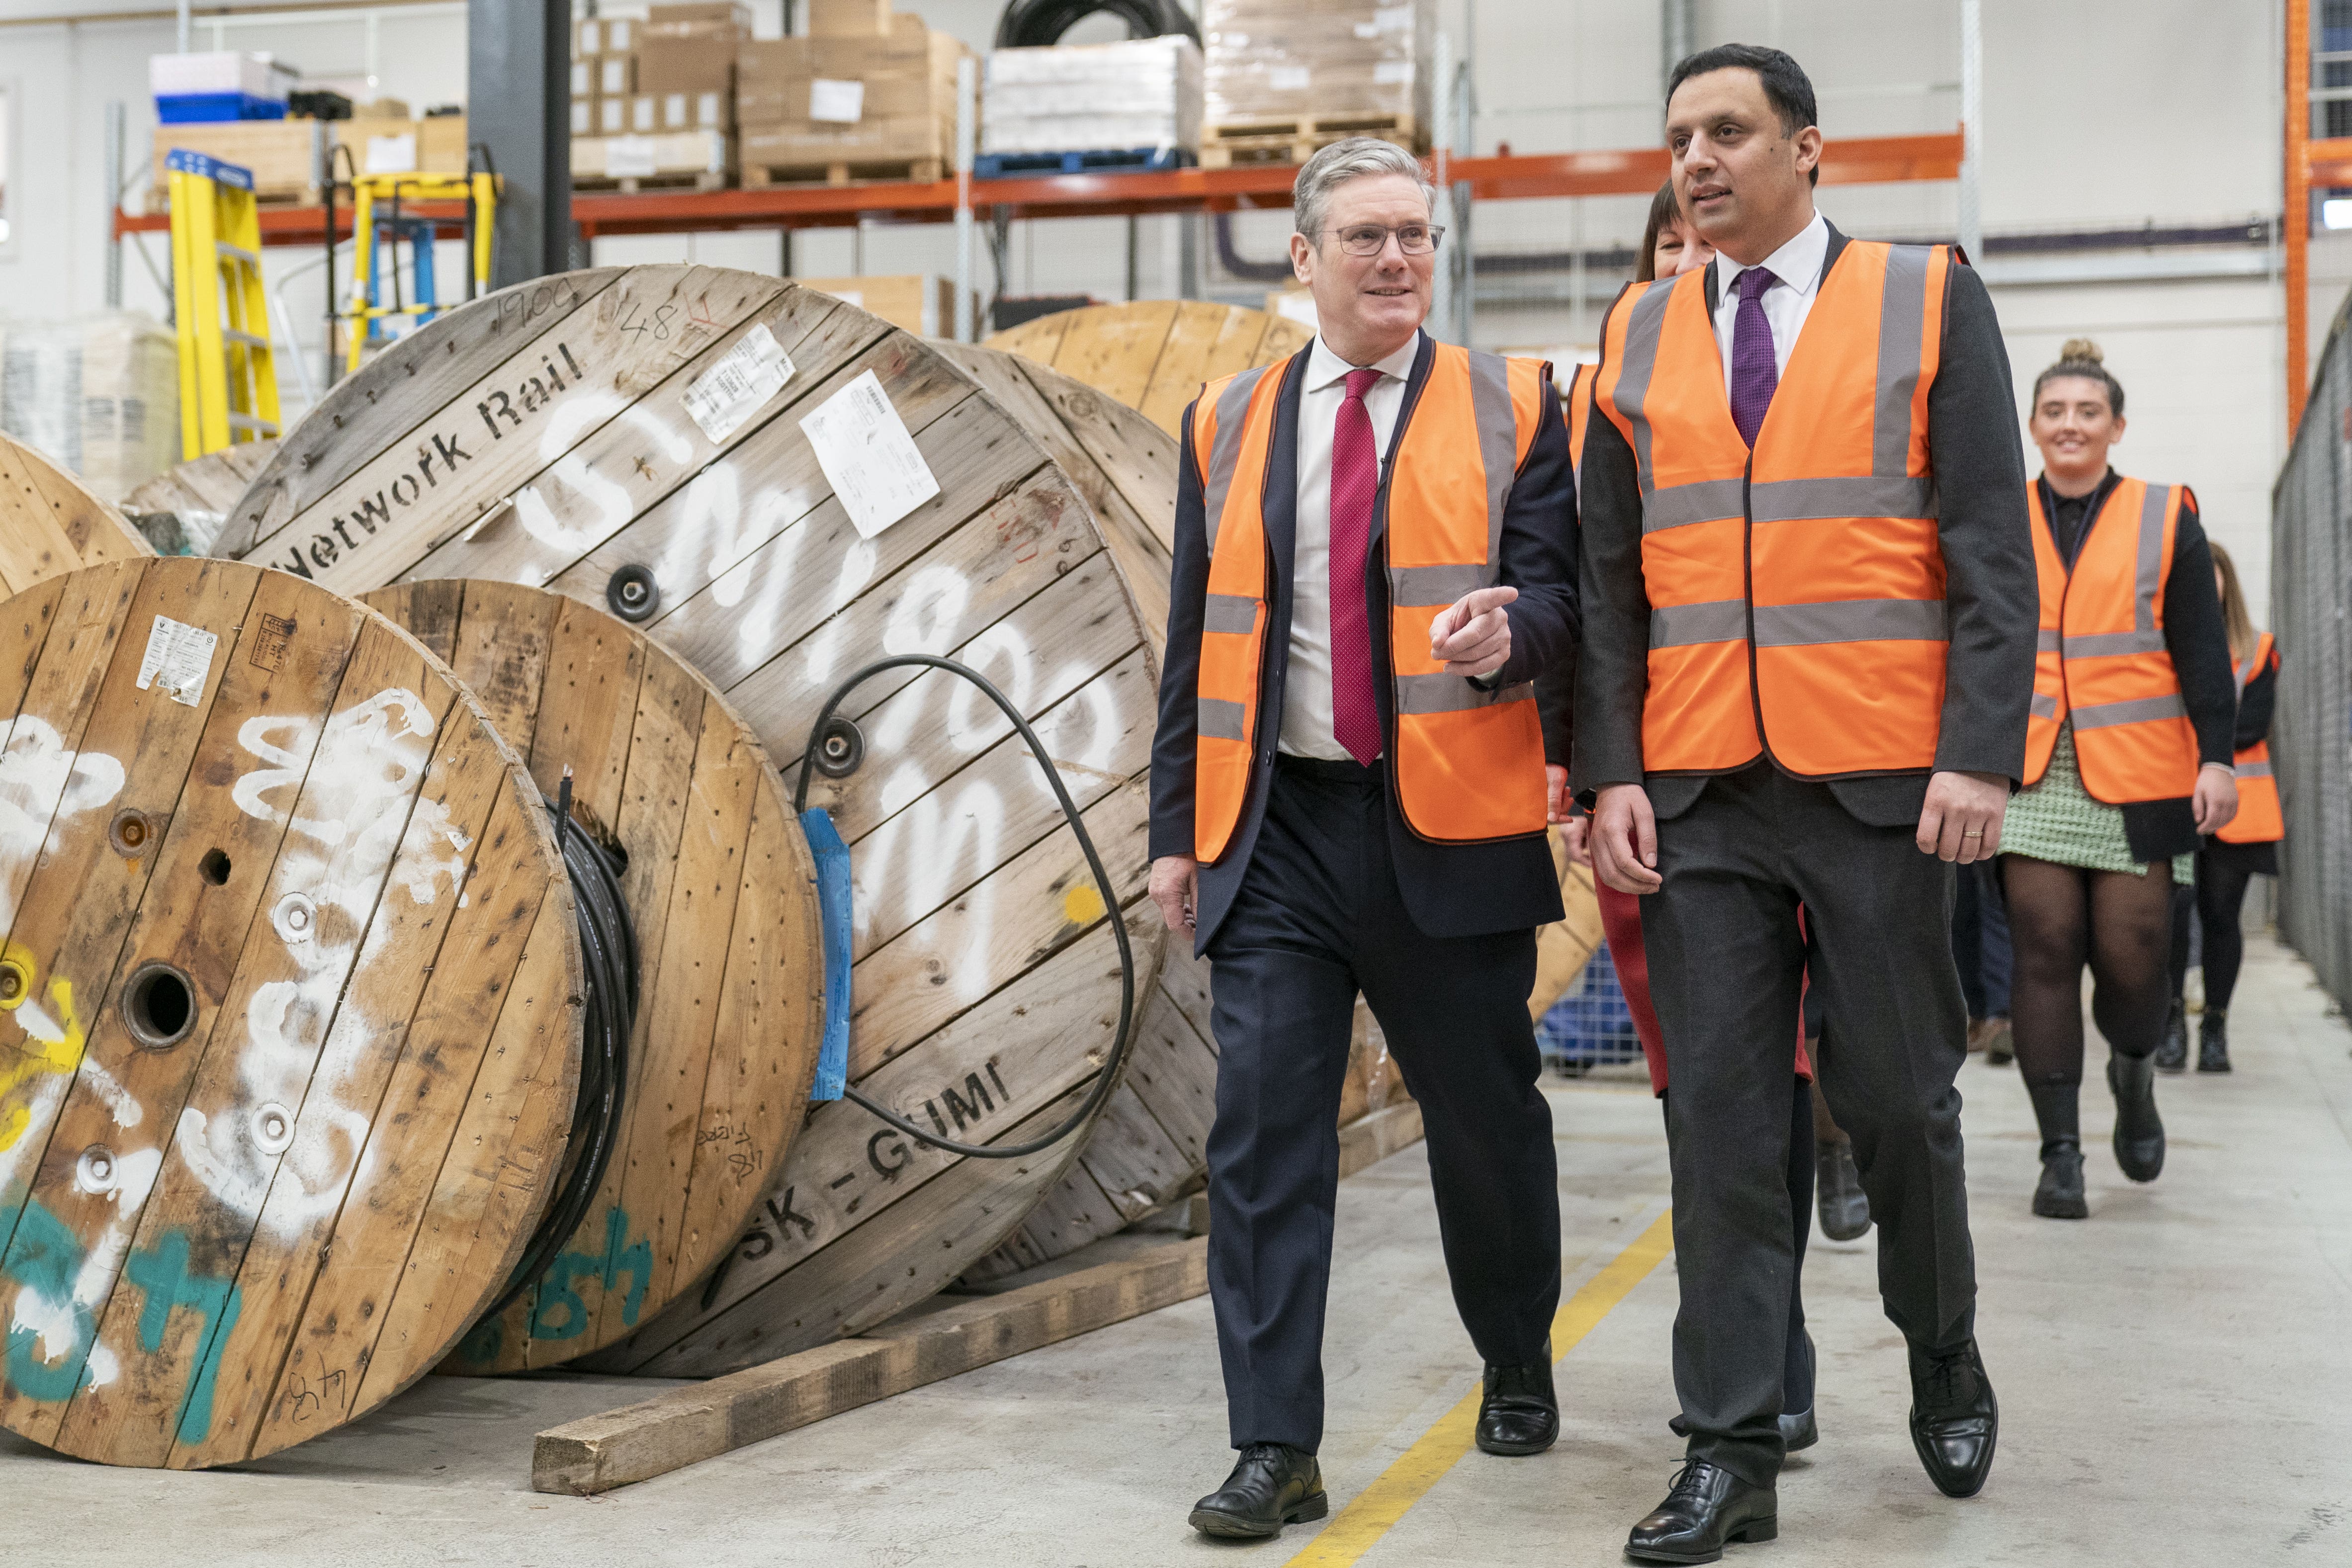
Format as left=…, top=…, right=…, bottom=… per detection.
left=0, top=718, right=128, bottom=931
left=9, top=1145, right=160, bottom=1390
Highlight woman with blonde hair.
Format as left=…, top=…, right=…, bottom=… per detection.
left=2002, top=339, right=2240, bottom=1219
left=2159, top=541, right=2280, bottom=1073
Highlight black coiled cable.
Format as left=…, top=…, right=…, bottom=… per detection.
left=991, top=0, right=1199, bottom=48
left=483, top=769, right=640, bottom=1321
left=796, top=654, right=1137, bottom=1160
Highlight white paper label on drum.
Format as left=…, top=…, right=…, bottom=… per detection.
left=607, top=135, right=660, bottom=178
left=798, top=370, right=941, bottom=540
left=682, top=324, right=798, bottom=443
left=809, top=79, right=865, bottom=123
left=136, top=613, right=220, bottom=706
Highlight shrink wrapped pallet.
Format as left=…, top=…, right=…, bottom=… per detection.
left=1202, top=0, right=1432, bottom=162
left=0, top=312, right=180, bottom=502
left=736, top=9, right=969, bottom=183
left=981, top=37, right=1202, bottom=157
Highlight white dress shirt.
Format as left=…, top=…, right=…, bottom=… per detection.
left=1709, top=209, right=1829, bottom=391
left=1281, top=332, right=1420, bottom=759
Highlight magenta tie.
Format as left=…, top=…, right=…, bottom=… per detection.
left=1729, top=265, right=1780, bottom=447
left=1329, top=366, right=1384, bottom=765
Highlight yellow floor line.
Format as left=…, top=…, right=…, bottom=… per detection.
left=1283, top=1208, right=1676, bottom=1568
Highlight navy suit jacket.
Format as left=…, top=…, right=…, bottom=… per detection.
left=1148, top=331, right=1581, bottom=952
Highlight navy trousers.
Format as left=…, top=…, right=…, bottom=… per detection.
left=1202, top=756, right=1563, bottom=1451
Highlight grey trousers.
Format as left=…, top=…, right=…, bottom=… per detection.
left=1640, top=764, right=1976, bottom=1487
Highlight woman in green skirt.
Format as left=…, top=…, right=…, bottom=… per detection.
left=2002, top=340, right=2239, bottom=1220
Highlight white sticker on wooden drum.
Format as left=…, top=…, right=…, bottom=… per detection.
left=134, top=615, right=219, bottom=706
left=797, top=369, right=941, bottom=540
left=682, top=324, right=797, bottom=444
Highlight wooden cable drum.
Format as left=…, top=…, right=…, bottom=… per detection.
left=122, top=438, right=281, bottom=557
left=354, top=579, right=825, bottom=1374
left=0, top=556, right=579, bottom=1467
left=984, top=301, right=1313, bottom=436
left=0, top=433, right=154, bottom=584
left=213, top=266, right=1167, bottom=1377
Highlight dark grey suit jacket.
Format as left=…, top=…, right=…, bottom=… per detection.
left=1566, top=223, right=2038, bottom=826
left=1150, top=332, right=1580, bottom=949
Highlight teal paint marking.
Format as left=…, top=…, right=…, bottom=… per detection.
left=0, top=1199, right=97, bottom=1403
left=526, top=1206, right=653, bottom=1342
left=123, top=1229, right=244, bottom=1445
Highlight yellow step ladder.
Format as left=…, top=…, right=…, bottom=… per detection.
left=167, top=148, right=281, bottom=460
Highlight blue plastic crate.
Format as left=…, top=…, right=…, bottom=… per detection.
left=973, top=147, right=1194, bottom=179
left=156, top=92, right=287, bottom=124
left=1536, top=942, right=1647, bottom=1072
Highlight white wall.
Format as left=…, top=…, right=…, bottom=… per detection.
left=0, top=0, right=2299, bottom=611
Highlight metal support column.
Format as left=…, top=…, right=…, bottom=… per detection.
left=1660, top=0, right=1695, bottom=96
left=104, top=101, right=126, bottom=308
left=2289, top=0, right=2312, bottom=430
left=1431, top=29, right=1453, bottom=339
left=1958, top=0, right=1983, bottom=264
left=469, top=0, right=571, bottom=286
left=955, top=54, right=976, bottom=341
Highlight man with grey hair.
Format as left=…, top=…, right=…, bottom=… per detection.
left=1147, top=136, right=1578, bottom=1539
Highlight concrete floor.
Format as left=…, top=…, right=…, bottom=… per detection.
left=7, top=933, right=2352, bottom=1567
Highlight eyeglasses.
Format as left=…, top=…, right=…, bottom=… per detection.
left=1321, top=223, right=1446, bottom=257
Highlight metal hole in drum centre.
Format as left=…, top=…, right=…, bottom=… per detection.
left=122, top=961, right=197, bottom=1049
left=198, top=848, right=232, bottom=885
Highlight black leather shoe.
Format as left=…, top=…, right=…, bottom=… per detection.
left=1908, top=1339, right=1998, bottom=1498
left=2154, top=999, right=2188, bottom=1071
left=1777, top=1404, right=1818, bottom=1453
left=1475, top=1357, right=1558, bottom=1456
left=1815, top=1138, right=1871, bottom=1241
left=2197, top=1009, right=2232, bottom=1073
left=1188, top=1443, right=1327, bottom=1539
left=2108, top=1052, right=2166, bottom=1181
left=1626, top=1460, right=1778, bottom=1565
left=2033, top=1140, right=2088, bottom=1219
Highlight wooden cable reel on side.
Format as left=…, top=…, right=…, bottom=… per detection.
left=0, top=557, right=578, bottom=1467
left=357, top=580, right=825, bottom=1375
left=219, top=267, right=1166, bottom=1376
left=122, top=437, right=281, bottom=557
left=0, top=433, right=154, bottom=582
left=983, top=300, right=1313, bottom=436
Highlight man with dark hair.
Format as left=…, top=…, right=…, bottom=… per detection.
left=1578, top=46, right=2037, bottom=1562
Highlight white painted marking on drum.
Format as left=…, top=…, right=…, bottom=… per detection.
left=71, top=1057, right=140, bottom=1132
left=0, top=719, right=127, bottom=930
left=851, top=774, right=1004, bottom=1000
left=514, top=398, right=697, bottom=562
left=881, top=566, right=971, bottom=658
left=9, top=1145, right=160, bottom=1388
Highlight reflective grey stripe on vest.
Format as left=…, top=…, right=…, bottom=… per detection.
left=2070, top=692, right=2187, bottom=730
left=1201, top=364, right=1273, bottom=555
left=1873, top=245, right=1933, bottom=478
left=1751, top=598, right=1948, bottom=647
left=2235, top=759, right=2274, bottom=779
left=1203, top=594, right=1259, bottom=635
left=1392, top=562, right=1492, bottom=607
left=1395, top=674, right=1533, bottom=715
left=1197, top=697, right=1248, bottom=741
left=1467, top=349, right=1519, bottom=566
left=2064, top=628, right=2166, bottom=658
left=2131, top=483, right=2169, bottom=636
left=1643, top=477, right=1747, bottom=534
left=2234, top=646, right=2262, bottom=696
left=1748, top=474, right=1937, bottom=523
left=2029, top=692, right=2059, bottom=720
left=1651, top=599, right=1750, bottom=648
left=2036, top=628, right=2063, bottom=653
left=1611, top=280, right=1679, bottom=494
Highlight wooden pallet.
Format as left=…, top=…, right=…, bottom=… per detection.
left=1199, top=112, right=1422, bottom=170
left=742, top=156, right=946, bottom=188
left=573, top=169, right=730, bottom=194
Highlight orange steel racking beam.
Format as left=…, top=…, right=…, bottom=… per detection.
left=114, top=131, right=1964, bottom=248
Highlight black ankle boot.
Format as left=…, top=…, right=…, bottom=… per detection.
left=1188, top=1443, right=1326, bottom=1538
left=2108, top=1052, right=2166, bottom=1181
left=2033, top=1138, right=2088, bottom=1219
left=2154, top=998, right=2188, bottom=1071
left=2197, top=1009, right=2232, bottom=1073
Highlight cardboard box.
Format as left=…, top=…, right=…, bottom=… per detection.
left=334, top=115, right=421, bottom=175
left=578, top=16, right=634, bottom=55
left=794, top=274, right=956, bottom=337
left=658, top=88, right=729, bottom=131
left=736, top=29, right=964, bottom=127
left=599, top=96, right=628, bottom=136
left=152, top=118, right=323, bottom=201
left=419, top=113, right=467, bottom=172
left=649, top=1, right=752, bottom=26
left=573, top=128, right=733, bottom=183
left=809, top=0, right=892, bottom=37
left=598, top=54, right=637, bottom=97
left=1203, top=0, right=1431, bottom=132
left=639, top=34, right=737, bottom=94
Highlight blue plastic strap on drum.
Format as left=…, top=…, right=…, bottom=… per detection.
left=800, top=806, right=853, bottom=1102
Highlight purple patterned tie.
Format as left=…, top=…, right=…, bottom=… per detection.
left=1729, top=266, right=1780, bottom=447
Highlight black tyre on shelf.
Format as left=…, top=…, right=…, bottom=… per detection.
left=993, top=0, right=1199, bottom=48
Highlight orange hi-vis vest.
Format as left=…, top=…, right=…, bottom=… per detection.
left=1593, top=241, right=1955, bottom=777
left=1187, top=341, right=1553, bottom=863
left=2218, top=630, right=2281, bottom=844
left=2022, top=476, right=2199, bottom=802
left=1566, top=361, right=1596, bottom=482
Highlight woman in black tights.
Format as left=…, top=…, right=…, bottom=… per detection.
left=1999, top=341, right=2239, bottom=1220
left=2160, top=542, right=2280, bottom=1074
